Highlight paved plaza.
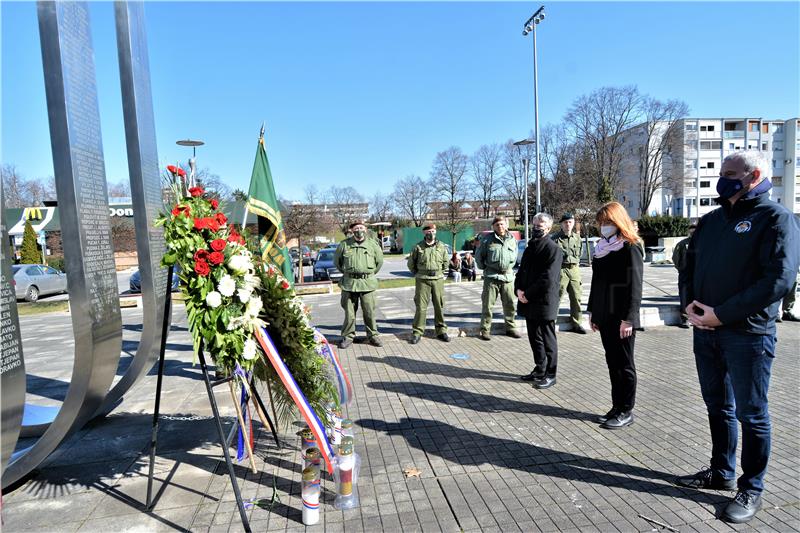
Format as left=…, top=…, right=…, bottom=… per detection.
left=3, top=269, right=800, bottom=532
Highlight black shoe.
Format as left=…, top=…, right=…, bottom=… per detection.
left=674, top=468, right=736, bottom=490
left=783, top=312, right=800, bottom=322
left=520, top=371, right=544, bottom=382
left=437, top=333, right=451, bottom=342
left=533, top=376, right=556, bottom=389
left=722, top=491, right=762, bottom=523
left=572, top=325, right=587, bottom=334
left=339, top=337, right=353, bottom=349
left=368, top=336, right=383, bottom=347
left=409, top=335, right=421, bottom=345
left=600, top=410, right=634, bottom=429
left=596, top=409, right=618, bottom=424
left=478, top=332, right=491, bottom=341
left=506, top=330, right=522, bottom=339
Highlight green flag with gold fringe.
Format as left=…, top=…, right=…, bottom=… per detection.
left=246, top=132, right=294, bottom=283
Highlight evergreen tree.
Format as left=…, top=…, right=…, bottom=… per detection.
left=20, top=220, right=41, bottom=264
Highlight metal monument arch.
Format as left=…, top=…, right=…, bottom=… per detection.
left=1, top=1, right=168, bottom=488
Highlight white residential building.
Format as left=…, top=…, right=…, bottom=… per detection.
left=615, top=117, right=800, bottom=220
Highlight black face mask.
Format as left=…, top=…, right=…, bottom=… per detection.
left=531, top=228, right=546, bottom=239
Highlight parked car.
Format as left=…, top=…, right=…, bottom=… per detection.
left=12, top=264, right=68, bottom=302
left=130, top=264, right=181, bottom=293
left=515, top=239, right=527, bottom=268
left=290, top=246, right=313, bottom=266
left=312, top=249, right=343, bottom=282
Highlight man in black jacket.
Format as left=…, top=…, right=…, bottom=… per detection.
left=515, top=213, right=563, bottom=389
left=676, top=151, right=800, bottom=524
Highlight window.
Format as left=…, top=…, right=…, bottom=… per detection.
left=700, top=198, right=711, bottom=206
left=686, top=199, right=696, bottom=206
left=762, top=142, right=768, bottom=151
left=707, top=161, right=715, bottom=169
left=728, top=143, right=735, bottom=149
left=773, top=176, right=783, bottom=186
left=700, top=125, right=716, bottom=132
left=25, top=266, right=42, bottom=276
left=774, top=124, right=783, bottom=133
left=685, top=160, right=697, bottom=169
left=762, top=123, right=769, bottom=133
left=685, top=123, right=697, bottom=131
left=700, top=181, right=711, bottom=188
left=700, top=141, right=722, bottom=150
left=749, top=122, right=759, bottom=132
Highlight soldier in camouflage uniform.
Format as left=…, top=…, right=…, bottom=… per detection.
left=407, top=223, right=450, bottom=344
left=552, top=213, right=586, bottom=333
left=475, top=216, right=521, bottom=340
left=334, top=220, right=384, bottom=348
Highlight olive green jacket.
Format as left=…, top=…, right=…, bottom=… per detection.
left=407, top=240, right=449, bottom=280
left=475, top=232, right=517, bottom=282
left=551, top=230, right=583, bottom=266
left=334, top=237, right=383, bottom=292
left=672, top=237, right=691, bottom=271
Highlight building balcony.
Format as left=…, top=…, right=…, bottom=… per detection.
left=723, top=131, right=745, bottom=139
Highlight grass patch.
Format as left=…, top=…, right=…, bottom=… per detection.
left=17, top=300, right=70, bottom=315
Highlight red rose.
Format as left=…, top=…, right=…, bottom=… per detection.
left=193, top=218, right=207, bottom=230
left=183, top=206, right=192, bottom=217
left=193, top=249, right=209, bottom=261
left=227, top=232, right=239, bottom=242
left=238, top=236, right=245, bottom=245
left=171, top=206, right=181, bottom=216
left=210, top=239, right=227, bottom=252
left=194, top=260, right=210, bottom=276
left=206, top=218, right=220, bottom=232
left=177, top=168, right=187, bottom=177
left=215, top=213, right=227, bottom=225
left=210, top=199, right=219, bottom=210
left=188, top=186, right=205, bottom=197
left=166, top=165, right=179, bottom=175
left=280, top=280, right=290, bottom=290
left=208, top=251, right=225, bottom=265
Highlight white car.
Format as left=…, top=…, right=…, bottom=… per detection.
left=12, top=264, right=68, bottom=302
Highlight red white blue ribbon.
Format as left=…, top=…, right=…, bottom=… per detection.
left=314, top=329, right=354, bottom=406
left=233, top=364, right=254, bottom=463
left=254, top=326, right=335, bottom=472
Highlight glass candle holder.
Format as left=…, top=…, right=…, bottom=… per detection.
left=301, top=466, right=321, bottom=525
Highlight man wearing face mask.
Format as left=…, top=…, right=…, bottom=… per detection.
left=676, top=151, right=800, bottom=524
left=476, top=215, right=521, bottom=340
left=551, top=213, right=586, bottom=334
left=334, top=220, right=384, bottom=348
left=516, top=213, right=563, bottom=388
left=407, top=223, right=450, bottom=344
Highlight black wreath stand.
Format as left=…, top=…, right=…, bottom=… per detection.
left=144, top=265, right=281, bottom=532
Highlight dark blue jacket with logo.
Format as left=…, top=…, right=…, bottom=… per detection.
left=681, top=191, right=800, bottom=335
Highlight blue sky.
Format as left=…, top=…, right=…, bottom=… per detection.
left=3, top=1, right=799, bottom=201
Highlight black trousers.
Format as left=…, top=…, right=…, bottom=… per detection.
left=599, top=321, right=637, bottom=412
left=525, top=319, right=557, bottom=378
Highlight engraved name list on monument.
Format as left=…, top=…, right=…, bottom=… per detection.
left=0, top=271, right=22, bottom=376
left=61, top=3, right=117, bottom=318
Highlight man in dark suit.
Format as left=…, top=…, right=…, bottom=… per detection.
left=515, top=213, right=563, bottom=389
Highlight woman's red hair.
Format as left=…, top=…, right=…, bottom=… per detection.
left=595, top=202, right=641, bottom=244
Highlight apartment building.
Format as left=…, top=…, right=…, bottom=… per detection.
left=615, top=117, right=800, bottom=220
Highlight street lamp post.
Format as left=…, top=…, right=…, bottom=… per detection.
left=513, top=138, right=536, bottom=242
left=176, top=138, right=205, bottom=188
left=522, top=6, right=545, bottom=215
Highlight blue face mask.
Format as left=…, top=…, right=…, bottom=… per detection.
left=716, top=176, right=744, bottom=199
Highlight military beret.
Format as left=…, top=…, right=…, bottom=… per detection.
left=559, top=212, right=574, bottom=222
left=423, top=223, right=437, bottom=231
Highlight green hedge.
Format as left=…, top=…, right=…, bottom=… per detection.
left=637, top=215, right=691, bottom=239
left=47, top=256, right=66, bottom=272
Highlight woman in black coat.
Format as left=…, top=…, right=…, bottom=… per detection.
left=587, top=202, right=644, bottom=429
left=515, top=214, right=563, bottom=389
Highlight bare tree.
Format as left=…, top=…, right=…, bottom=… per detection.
left=2, top=165, right=31, bottom=208
left=470, top=143, right=502, bottom=218
left=392, top=175, right=430, bottom=226
left=628, top=98, right=690, bottom=216
left=369, top=192, right=393, bottom=222
left=281, top=187, right=334, bottom=249
left=326, top=186, right=366, bottom=232
left=564, top=85, right=643, bottom=202
left=430, top=146, right=471, bottom=248
left=107, top=180, right=131, bottom=198
left=501, top=139, right=535, bottom=224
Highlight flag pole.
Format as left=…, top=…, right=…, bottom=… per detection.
left=241, top=123, right=265, bottom=229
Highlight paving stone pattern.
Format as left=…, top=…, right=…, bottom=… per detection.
left=3, top=269, right=799, bottom=532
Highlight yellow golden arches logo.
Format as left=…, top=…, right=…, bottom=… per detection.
left=24, top=207, right=43, bottom=220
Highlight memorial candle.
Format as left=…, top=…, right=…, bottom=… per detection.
left=301, top=466, right=321, bottom=525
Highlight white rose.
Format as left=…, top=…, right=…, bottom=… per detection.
left=205, top=290, right=222, bottom=308
left=218, top=275, right=236, bottom=297
left=242, top=338, right=257, bottom=360
left=228, top=253, right=253, bottom=274
left=246, top=297, right=263, bottom=317
left=237, top=287, right=252, bottom=304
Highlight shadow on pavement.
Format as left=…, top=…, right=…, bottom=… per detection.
left=359, top=356, right=519, bottom=383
